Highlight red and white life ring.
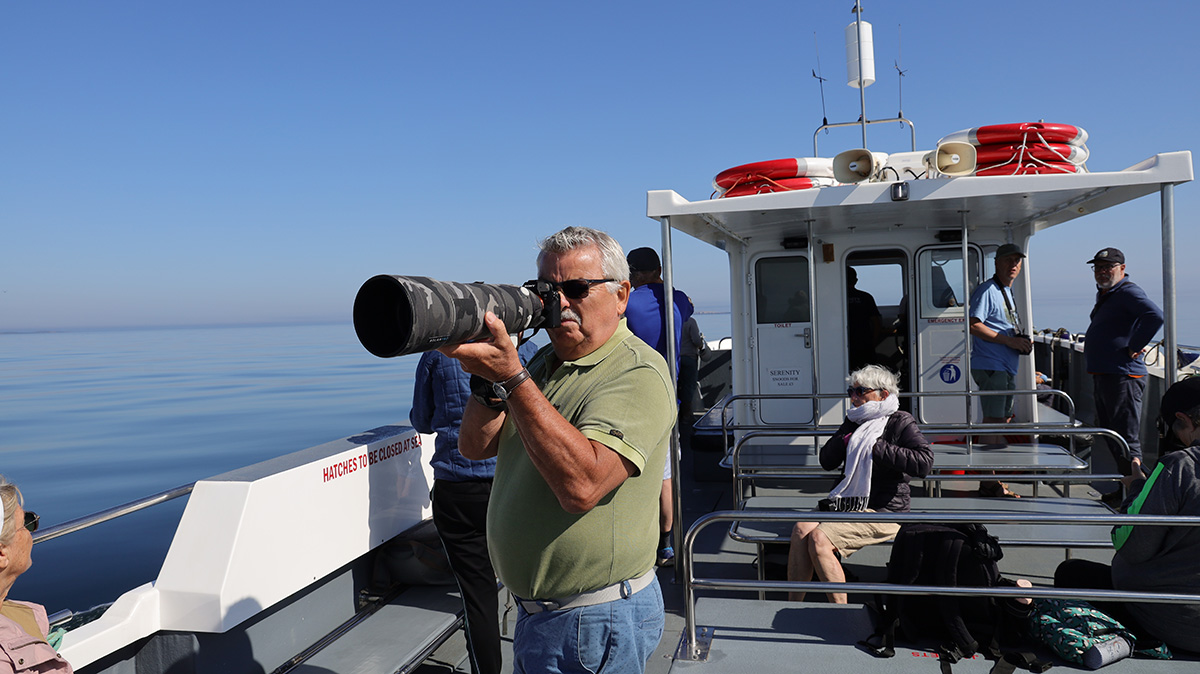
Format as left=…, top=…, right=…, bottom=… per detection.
left=721, top=176, right=835, bottom=198
left=974, top=142, right=1089, bottom=165
left=939, top=122, right=1088, bottom=148
left=713, top=157, right=835, bottom=191
left=975, top=162, right=1085, bottom=177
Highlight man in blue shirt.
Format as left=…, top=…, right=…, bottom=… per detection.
left=410, top=340, right=538, bottom=674
left=1084, top=247, right=1164, bottom=490
left=625, top=246, right=694, bottom=566
left=968, top=243, right=1033, bottom=497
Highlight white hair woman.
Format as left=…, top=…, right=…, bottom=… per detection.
left=787, top=365, right=933, bottom=603
left=0, top=476, right=73, bottom=673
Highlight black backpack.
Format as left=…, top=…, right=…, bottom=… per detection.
left=861, top=523, right=1041, bottom=670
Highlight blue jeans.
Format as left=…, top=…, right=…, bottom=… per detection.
left=512, top=576, right=664, bottom=674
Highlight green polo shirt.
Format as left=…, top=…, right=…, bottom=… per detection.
left=487, top=320, right=675, bottom=600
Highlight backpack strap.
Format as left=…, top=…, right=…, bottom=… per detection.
left=859, top=599, right=897, bottom=658
left=937, top=536, right=981, bottom=657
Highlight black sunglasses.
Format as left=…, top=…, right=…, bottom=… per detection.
left=847, top=386, right=878, bottom=398
left=23, top=511, right=38, bottom=533
left=540, top=278, right=615, bottom=300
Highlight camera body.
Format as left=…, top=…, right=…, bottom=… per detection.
left=353, top=275, right=561, bottom=358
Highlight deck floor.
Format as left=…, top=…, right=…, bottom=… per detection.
left=412, top=439, right=1188, bottom=674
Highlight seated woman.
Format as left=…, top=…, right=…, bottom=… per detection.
left=1054, top=378, right=1200, bottom=654
left=0, top=476, right=73, bottom=673
left=788, top=365, right=933, bottom=603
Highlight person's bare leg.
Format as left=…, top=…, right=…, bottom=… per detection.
left=808, top=528, right=848, bottom=604
left=980, top=415, right=1019, bottom=497
left=787, top=521, right=821, bottom=601
left=660, top=478, right=672, bottom=533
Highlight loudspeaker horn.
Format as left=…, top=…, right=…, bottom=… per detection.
left=833, top=149, right=889, bottom=183
left=924, top=141, right=977, bottom=176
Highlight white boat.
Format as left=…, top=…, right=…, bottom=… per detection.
left=36, top=4, right=1200, bottom=673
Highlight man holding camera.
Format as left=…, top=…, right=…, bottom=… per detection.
left=968, top=243, right=1033, bottom=497
left=442, top=226, right=675, bottom=673
left=1084, top=247, right=1164, bottom=495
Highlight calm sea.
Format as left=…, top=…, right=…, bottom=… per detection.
left=2, top=315, right=735, bottom=614
left=2, top=322, right=424, bottom=612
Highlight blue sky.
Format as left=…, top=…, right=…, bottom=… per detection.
left=2, top=1, right=1196, bottom=336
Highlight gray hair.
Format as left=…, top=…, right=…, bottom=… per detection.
left=0, top=476, right=23, bottom=547
left=537, top=226, right=629, bottom=291
left=849, top=364, right=900, bottom=398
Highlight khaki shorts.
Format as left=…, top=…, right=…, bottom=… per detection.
left=817, top=510, right=900, bottom=556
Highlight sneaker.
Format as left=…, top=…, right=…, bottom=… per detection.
left=657, top=545, right=675, bottom=567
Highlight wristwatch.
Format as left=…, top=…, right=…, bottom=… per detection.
left=490, top=368, right=531, bottom=401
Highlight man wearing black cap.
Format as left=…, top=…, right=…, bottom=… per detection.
left=968, top=243, right=1034, bottom=497
left=1084, top=247, right=1164, bottom=491
left=1054, top=377, right=1200, bottom=653
left=625, top=246, right=694, bottom=567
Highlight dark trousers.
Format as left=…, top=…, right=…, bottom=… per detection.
left=432, top=479, right=501, bottom=674
left=1093, top=373, right=1147, bottom=475
left=1054, top=558, right=1157, bottom=646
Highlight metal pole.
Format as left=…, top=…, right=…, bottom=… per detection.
left=1162, top=184, right=1178, bottom=384
left=960, top=211, right=973, bottom=430
left=660, top=216, right=683, bottom=584
left=854, top=1, right=867, bottom=148
left=806, top=219, right=819, bottom=424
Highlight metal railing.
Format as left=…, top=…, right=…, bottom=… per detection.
left=710, top=388, right=1080, bottom=455
left=677, top=509, right=1200, bottom=661
left=33, top=482, right=195, bottom=545
left=727, top=424, right=1127, bottom=502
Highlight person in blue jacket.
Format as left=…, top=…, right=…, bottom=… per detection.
left=1084, top=247, right=1164, bottom=492
left=625, top=246, right=694, bottom=567
left=410, top=340, right=538, bottom=674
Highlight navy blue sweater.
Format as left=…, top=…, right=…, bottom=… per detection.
left=1084, top=277, right=1163, bottom=376
left=410, top=341, right=539, bottom=481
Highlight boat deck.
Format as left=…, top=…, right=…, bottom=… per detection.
left=414, top=439, right=1197, bottom=673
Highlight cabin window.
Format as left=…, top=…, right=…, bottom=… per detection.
left=755, top=256, right=810, bottom=324
left=917, top=247, right=980, bottom=318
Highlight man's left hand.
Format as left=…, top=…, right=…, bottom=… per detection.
left=439, top=312, right=523, bottom=382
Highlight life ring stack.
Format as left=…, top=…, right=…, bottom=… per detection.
left=938, top=122, right=1089, bottom=176
left=712, top=158, right=837, bottom=198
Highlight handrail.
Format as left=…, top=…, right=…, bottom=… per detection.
left=679, top=509, right=1200, bottom=661
left=714, top=389, right=1078, bottom=454
left=729, top=424, right=1125, bottom=501
left=33, top=482, right=195, bottom=545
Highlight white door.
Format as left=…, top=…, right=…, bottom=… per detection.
left=915, top=246, right=980, bottom=423
left=752, top=255, right=814, bottom=425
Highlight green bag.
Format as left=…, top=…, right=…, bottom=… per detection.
left=1027, top=599, right=1171, bottom=667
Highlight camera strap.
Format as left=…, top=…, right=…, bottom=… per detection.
left=993, top=276, right=1022, bottom=334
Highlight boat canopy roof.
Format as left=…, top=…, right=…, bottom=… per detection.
left=648, top=151, right=1192, bottom=247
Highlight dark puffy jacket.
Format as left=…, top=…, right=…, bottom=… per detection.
left=820, top=410, right=933, bottom=512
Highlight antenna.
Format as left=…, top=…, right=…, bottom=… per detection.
left=813, top=32, right=829, bottom=128
left=894, top=23, right=907, bottom=121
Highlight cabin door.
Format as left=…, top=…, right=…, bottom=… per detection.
left=752, top=254, right=814, bottom=425
left=914, top=245, right=982, bottom=423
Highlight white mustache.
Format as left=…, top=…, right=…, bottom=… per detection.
left=560, top=309, right=582, bottom=324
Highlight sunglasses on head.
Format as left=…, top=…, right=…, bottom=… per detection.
left=538, top=278, right=615, bottom=300
left=847, top=386, right=878, bottom=398
left=23, top=511, right=38, bottom=533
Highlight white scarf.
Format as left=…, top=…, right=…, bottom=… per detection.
left=828, top=394, right=899, bottom=512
